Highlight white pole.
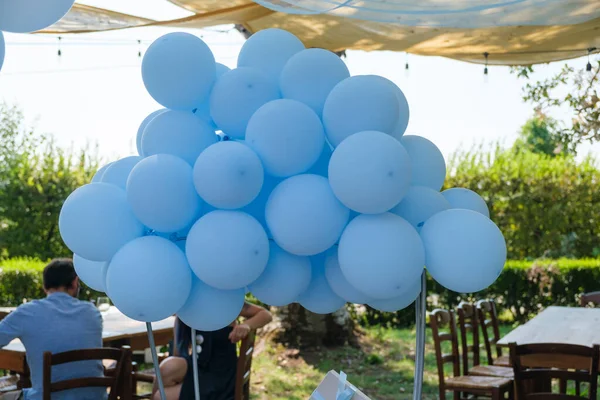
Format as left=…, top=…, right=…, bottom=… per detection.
left=146, top=322, right=167, bottom=400
left=191, top=328, right=201, bottom=400
left=412, top=271, right=427, bottom=400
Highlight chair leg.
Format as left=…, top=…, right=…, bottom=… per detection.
left=491, top=387, right=501, bottom=400
left=559, top=378, right=567, bottom=394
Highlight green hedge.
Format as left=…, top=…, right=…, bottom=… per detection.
left=3, top=258, right=600, bottom=327
left=362, top=258, right=600, bottom=327
left=0, top=258, right=103, bottom=306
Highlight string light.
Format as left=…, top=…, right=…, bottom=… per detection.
left=137, top=39, right=142, bottom=58
left=57, top=36, right=62, bottom=57
left=586, top=47, right=596, bottom=72
left=483, top=52, right=489, bottom=75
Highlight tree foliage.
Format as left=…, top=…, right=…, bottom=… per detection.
left=0, top=104, right=100, bottom=259
left=513, top=113, right=570, bottom=156
left=445, top=145, right=600, bottom=259
left=512, top=60, right=600, bottom=149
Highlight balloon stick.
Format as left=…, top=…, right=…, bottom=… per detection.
left=413, top=271, right=427, bottom=400
left=191, top=328, right=201, bottom=400
left=146, top=322, right=167, bottom=400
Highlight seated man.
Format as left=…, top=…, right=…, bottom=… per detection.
left=0, top=258, right=105, bottom=400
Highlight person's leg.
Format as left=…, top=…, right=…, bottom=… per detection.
left=152, top=356, right=188, bottom=399
left=152, top=384, right=182, bottom=400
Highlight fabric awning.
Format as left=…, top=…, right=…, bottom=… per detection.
left=39, top=0, right=600, bottom=66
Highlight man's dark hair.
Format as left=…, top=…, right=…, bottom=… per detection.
left=43, top=258, right=77, bottom=290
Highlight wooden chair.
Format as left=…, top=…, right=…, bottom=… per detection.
left=477, top=299, right=510, bottom=367
left=456, top=302, right=513, bottom=380
left=430, top=309, right=513, bottom=400
left=234, top=331, right=256, bottom=400
left=580, top=291, right=600, bottom=307
left=509, top=342, right=600, bottom=399
left=43, top=346, right=132, bottom=400
left=131, top=362, right=153, bottom=400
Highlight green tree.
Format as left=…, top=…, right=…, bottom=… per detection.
left=0, top=103, right=100, bottom=259
left=512, top=60, right=599, bottom=150
left=513, top=113, right=569, bottom=156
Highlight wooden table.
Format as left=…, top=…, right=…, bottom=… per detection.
left=0, top=306, right=175, bottom=387
left=497, top=306, right=600, bottom=369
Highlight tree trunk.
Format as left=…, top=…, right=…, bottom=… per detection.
left=265, top=304, right=359, bottom=348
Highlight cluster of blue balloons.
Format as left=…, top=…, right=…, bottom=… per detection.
left=59, top=28, right=507, bottom=332
left=0, top=0, right=77, bottom=74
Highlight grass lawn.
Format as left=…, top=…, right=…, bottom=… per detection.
left=249, top=324, right=514, bottom=400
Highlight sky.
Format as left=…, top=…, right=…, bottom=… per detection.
left=0, top=0, right=598, bottom=165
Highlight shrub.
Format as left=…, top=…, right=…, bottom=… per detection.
left=361, top=259, right=600, bottom=327
left=0, top=258, right=103, bottom=306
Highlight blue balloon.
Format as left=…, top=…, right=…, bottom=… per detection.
left=338, top=213, right=424, bottom=300
left=0, top=0, right=75, bottom=33
left=401, top=135, right=446, bottom=191
left=280, top=48, right=350, bottom=117
left=325, top=250, right=372, bottom=304
left=59, top=183, right=144, bottom=261
left=126, top=154, right=202, bottom=232
left=240, top=173, right=282, bottom=235
left=248, top=244, right=311, bottom=306
left=186, top=211, right=269, bottom=290
left=238, top=28, right=305, bottom=83
left=328, top=130, right=411, bottom=214
left=442, top=188, right=490, bottom=218
left=106, top=236, right=192, bottom=322
left=368, top=276, right=421, bottom=312
left=91, top=162, right=113, bottom=183
left=391, top=186, right=451, bottom=231
left=100, top=156, right=142, bottom=190
left=136, top=109, right=166, bottom=156
left=210, top=67, right=280, bottom=139
left=420, top=209, right=506, bottom=293
left=193, top=141, right=264, bottom=209
left=141, top=110, right=217, bottom=166
left=215, top=62, right=231, bottom=77
left=246, top=99, right=325, bottom=177
left=266, top=174, right=350, bottom=256
left=73, top=254, right=108, bottom=293
left=0, top=32, right=4, bottom=73
left=307, top=143, right=332, bottom=177
left=298, top=251, right=346, bottom=314
left=322, top=75, right=399, bottom=147
left=386, top=79, right=410, bottom=140
left=142, top=33, right=216, bottom=111
left=193, top=63, right=231, bottom=128
left=178, top=278, right=245, bottom=332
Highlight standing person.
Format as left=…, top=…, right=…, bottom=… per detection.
left=0, top=258, right=105, bottom=400
left=154, top=303, right=272, bottom=400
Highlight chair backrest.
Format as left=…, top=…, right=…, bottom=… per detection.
left=580, top=291, right=600, bottom=307
left=510, top=342, right=600, bottom=400
left=234, top=331, right=256, bottom=400
left=43, top=346, right=132, bottom=400
left=476, top=299, right=502, bottom=365
left=457, top=301, right=480, bottom=374
left=429, top=309, right=461, bottom=392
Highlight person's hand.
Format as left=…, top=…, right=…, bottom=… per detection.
left=229, top=323, right=251, bottom=343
